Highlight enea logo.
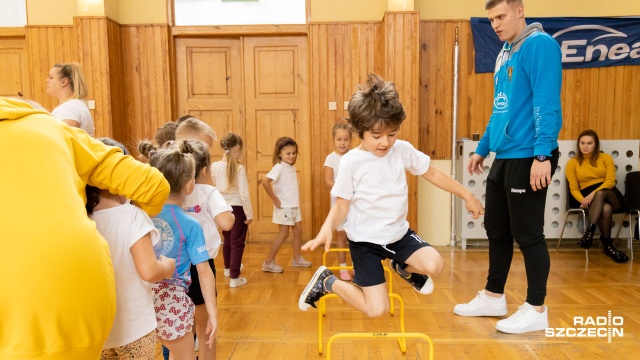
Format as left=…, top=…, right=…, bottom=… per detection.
left=494, top=92, right=508, bottom=110
left=552, top=25, right=640, bottom=63
left=546, top=311, right=624, bottom=343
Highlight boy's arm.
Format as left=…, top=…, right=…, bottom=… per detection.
left=422, top=166, right=484, bottom=219
left=195, top=261, right=218, bottom=348
left=261, top=177, right=281, bottom=208
left=302, top=197, right=350, bottom=252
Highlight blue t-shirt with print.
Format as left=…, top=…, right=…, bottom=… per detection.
left=152, top=204, right=209, bottom=289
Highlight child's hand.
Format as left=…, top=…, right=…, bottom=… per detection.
left=465, top=196, right=485, bottom=219
left=205, top=316, right=217, bottom=348
left=273, top=198, right=282, bottom=209
left=159, top=255, right=176, bottom=277
left=244, top=219, right=252, bottom=225
left=302, top=227, right=333, bottom=252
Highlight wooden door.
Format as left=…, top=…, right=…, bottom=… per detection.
left=175, top=37, right=244, bottom=161
left=0, top=35, right=30, bottom=98
left=243, top=36, right=311, bottom=241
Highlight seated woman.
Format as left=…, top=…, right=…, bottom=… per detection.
left=565, top=129, right=628, bottom=263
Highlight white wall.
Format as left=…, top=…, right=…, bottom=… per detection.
left=0, top=0, right=27, bottom=27
left=175, top=0, right=306, bottom=26
left=417, top=160, right=453, bottom=246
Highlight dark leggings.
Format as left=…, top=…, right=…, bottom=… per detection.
left=222, top=206, right=248, bottom=279
left=570, top=183, right=623, bottom=239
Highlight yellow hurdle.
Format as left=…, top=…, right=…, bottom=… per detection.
left=326, top=332, right=434, bottom=360
left=318, top=248, right=436, bottom=358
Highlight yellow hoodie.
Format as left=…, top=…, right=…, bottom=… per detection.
left=0, top=97, right=170, bottom=359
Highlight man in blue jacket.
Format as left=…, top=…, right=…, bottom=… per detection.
left=453, top=0, right=562, bottom=334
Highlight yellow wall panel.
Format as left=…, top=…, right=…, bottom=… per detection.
left=310, top=0, right=387, bottom=22
left=118, top=0, right=167, bottom=25
left=27, top=0, right=76, bottom=25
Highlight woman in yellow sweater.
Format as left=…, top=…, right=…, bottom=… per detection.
left=0, top=97, right=170, bottom=359
left=565, top=129, right=628, bottom=263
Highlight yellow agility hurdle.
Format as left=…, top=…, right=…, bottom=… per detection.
left=326, top=332, right=434, bottom=360
left=321, top=248, right=397, bottom=314
left=318, top=249, right=415, bottom=355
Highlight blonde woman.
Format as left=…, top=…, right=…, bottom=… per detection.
left=46, top=62, right=95, bottom=136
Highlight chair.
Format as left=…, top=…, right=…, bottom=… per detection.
left=557, top=180, right=588, bottom=253
left=614, top=171, right=640, bottom=260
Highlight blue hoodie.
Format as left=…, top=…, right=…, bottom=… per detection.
left=475, top=23, right=562, bottom=159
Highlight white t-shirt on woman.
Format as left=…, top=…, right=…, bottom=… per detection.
left=51, top=99, right=94, bottom=136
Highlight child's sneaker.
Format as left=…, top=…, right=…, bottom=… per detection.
left=339, top=269, right=352, bottom=281
left=291, top=256, right=312, bottom=267
left=262, top=260, right=284, bottom=273
left=224, top=263, right=244, bottom=277
left=299, top=266, right=333, bottom=311
left=453, top=289, right=508, bottom=317
left=390, top=260, right=434, bottom=295
left=229, top=277, right=248, bottom=288
left=495, top=302, right=548, bottom=334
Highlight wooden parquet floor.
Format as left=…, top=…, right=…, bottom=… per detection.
left=155, top=240, right=640, bottom=360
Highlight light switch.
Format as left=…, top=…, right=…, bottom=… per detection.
left=328, top=102, right=337, bottom=110
left=87, top=100, right=96, bottom=109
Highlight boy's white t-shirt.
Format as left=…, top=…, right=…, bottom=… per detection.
left=51, top=99, right=95, bottom=136
left=183, top=183, right=233, bottom=259
left=266, top=162, right=300, bottom=208
left=90, top=204, right=160, bottom=349
left=324, top=151, right=343, bottom=206
left=331, top=140, right=430, bottom=245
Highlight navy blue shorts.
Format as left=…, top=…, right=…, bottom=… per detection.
left=188, top=258, right=217, bottom=305
left=348, top=229, right=430, bottom=287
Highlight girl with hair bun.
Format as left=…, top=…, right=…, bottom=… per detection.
left=145, top=141, right=219, bottom=359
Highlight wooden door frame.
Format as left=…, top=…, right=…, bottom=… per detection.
left=172, top=29, right=313, bottom=242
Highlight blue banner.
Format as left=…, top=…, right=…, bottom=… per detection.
left=471, top=17, right=640, bottom=73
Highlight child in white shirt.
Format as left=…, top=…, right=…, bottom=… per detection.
left=324, top=122, right=354, bottom=281
left=300, top=74, right=484, bottom=316
left=211, top=132, right=254, bottom=287
left=86, top=138, right=175, bottom=359
left=261, top=136, right=312, bottom=272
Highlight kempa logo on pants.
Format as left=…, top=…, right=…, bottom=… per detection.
left=545, top=311, right=624, bottom=343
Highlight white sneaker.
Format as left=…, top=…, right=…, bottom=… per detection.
left=229, top=277, right=248, bottom=288
left=262, top=260, right=284, bottom=273
left=495, top=302, right=548, bottom=334
left=291, top=256, right=312, bottom=267
left=453, top=290, right=508, bottom=317
left=224, top=263, right=244, bottom=277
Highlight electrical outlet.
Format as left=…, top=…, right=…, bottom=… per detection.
left=87, top=100, right=96, bottom=109
left=328, top=102, right=337, bottom=110
left=344, top=101, right=349, bottom=109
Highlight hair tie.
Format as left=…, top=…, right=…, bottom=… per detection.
left=224, top=149, right=229, bottom=153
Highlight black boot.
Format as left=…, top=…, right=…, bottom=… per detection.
left=578, top=225, right=595, bottom=249
left=601, top=238, right=630, bottom=263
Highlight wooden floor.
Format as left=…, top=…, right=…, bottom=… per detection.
left=155, top=240, right=640, bottom=360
